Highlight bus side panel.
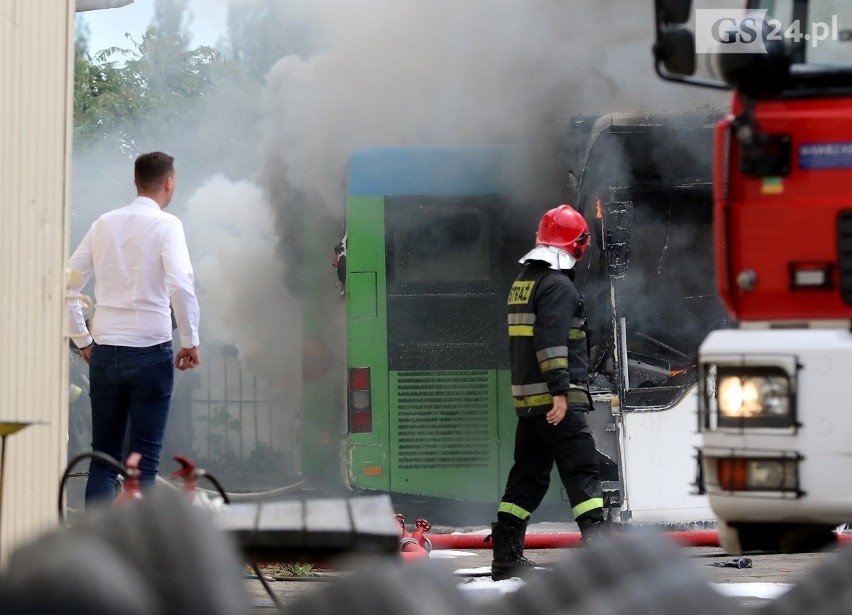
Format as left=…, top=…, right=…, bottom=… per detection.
left=345, top=196, right=392, bottom=491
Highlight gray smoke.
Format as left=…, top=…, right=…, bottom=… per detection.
left=73, top=0, right=735, bottom=485
left=258, top=0, right=730, bottom=217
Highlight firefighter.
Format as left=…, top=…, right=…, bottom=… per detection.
left=491, top=204, right=606, bottom=581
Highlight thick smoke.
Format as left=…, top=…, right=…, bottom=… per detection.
left=259, top=0, right=730, bottom=217
left=73, top=0, right=734, bottom=487
left=182, top=177, right=297, bottom=390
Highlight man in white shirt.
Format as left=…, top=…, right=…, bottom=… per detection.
left=68, top=151, right=201, bottom=507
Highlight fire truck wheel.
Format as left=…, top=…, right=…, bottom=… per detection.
left=777, top=524, right=837, bottom=554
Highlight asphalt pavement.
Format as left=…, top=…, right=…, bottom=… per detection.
left=244, top=533, right=834, bottom=611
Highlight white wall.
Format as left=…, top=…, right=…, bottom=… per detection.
left=0, top=0, right=74, bottom=561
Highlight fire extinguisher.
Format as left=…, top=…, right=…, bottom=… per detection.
left=113, top=452, right=144, bottom=505
left=169, top=454, right=230, bottom=509
left=396, top=514, right=432, bottom=560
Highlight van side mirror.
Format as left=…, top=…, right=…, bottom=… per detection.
left=716, top=17, right=791, bottom=100
left=602, top=201, right=633, bottom=279
left=657, top=0, right=692, bottom=24
left=655, top=26, right=696, bottom=76
left=653, top=0, right=727, bottom=90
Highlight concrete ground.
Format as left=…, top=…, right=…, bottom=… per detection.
left=244, top=536, right=831, bottom=610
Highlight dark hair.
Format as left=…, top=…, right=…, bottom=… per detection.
left=134, top=152, right=175, bottom=191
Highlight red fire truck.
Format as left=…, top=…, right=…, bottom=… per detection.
left=655, top=0, right=852, bottom=553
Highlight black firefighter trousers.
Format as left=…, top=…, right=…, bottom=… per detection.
left=499, top=407, right=604, bottom=524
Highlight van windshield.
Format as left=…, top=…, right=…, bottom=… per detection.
left=754, top=0, right=852, bottom=71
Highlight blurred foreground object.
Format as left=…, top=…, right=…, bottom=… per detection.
left=0, top=489, right=250, bottom=615
left=284, top=530, right=749, bottom=615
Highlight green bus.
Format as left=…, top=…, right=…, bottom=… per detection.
left=342, top=145, right=531, bottom=504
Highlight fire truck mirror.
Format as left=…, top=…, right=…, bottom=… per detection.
left=656, top=0, right=692, bottom=25
left=603, top=201, right=633, bottom=279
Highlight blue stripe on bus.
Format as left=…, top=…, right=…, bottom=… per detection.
left=347, top=145, right=524, bottom=196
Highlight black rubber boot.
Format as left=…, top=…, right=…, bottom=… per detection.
left=578, top=511, right=610, bottom=546
left=490, top=521, right=536, bottom=581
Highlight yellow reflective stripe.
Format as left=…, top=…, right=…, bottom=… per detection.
left=508, top=325, right=534, bottom=337
left=498, top=502, right=532, bottom=521
left=568, top=329, right=586, bottom=340
left=573, top=498, right=604, bottom=519
left=69, top=384, right=83, bottom=403
left=567, top=390, right=589, bottom=404
left=539, top=357, right=569, bottom=372
left=513, top=393, right=553, bottom=408
left=514, top=391, right=586, bottom=407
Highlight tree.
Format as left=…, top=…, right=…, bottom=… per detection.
left=227, top=0, right=315, bottom=79
left=154, top=0, right=191, bottom=44
left=71, top=3, right=265, bottom=232
left=73, top=27, right=219, bottom=153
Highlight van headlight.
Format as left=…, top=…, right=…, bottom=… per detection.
left=715, top=367, right=794, bottom=428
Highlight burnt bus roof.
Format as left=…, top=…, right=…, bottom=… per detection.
left=566, top=109, right=724, bottom=211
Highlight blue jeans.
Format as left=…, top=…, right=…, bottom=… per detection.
left=85, top=342, right=174, bottom=507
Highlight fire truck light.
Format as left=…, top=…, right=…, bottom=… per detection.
left=717, top=457, right=798, bottom=493
left=717, top=372, right=791, bottom=423
left=789, top=262, right=833, bottom=290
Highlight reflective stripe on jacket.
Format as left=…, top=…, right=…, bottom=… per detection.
left=507, top=262, right=590, bottom=416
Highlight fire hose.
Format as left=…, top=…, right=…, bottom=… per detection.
left=427, top=530, right=852, bottom=550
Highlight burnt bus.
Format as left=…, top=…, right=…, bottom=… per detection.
left=323, top=110, right=731, bottom=523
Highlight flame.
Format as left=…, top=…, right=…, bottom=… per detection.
left=670, top=368, right=687, bottom=377
left=595, top=197, right=602, bottom=219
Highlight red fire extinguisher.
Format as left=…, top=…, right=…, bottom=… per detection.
left=396, top=514, right=432, bottom=560
left=113, top=452, right=144, bottom=505
left=169, top=454, right=230, bottom=509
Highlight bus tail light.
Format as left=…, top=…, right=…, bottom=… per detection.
left=348, top=367, right=372, bottom=433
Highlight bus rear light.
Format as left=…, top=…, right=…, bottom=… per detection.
left=348, top=368, right=372, bottom=433
left=350, top=367, right=371, bottom=391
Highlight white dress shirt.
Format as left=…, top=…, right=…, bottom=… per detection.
left=67, top=196, right=200, bottom=349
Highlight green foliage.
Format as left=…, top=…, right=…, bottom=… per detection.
left=253, top=562, right=315, bottom=578
left=73, top=28, right=221, bottom=153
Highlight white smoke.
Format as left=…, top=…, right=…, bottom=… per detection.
left=160, top=0, right=737, bottom=478
left=182, top=176, right=299, bottom=392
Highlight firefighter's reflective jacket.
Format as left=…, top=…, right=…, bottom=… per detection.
left=507, top=262, right=590, bottom=416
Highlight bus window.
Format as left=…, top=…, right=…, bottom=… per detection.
left=386, top=199, right=492, bottom=288
left=383, top=195, right=506, bottom=371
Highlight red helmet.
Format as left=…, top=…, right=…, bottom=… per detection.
left=535, top=204, right=591, bottom=259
